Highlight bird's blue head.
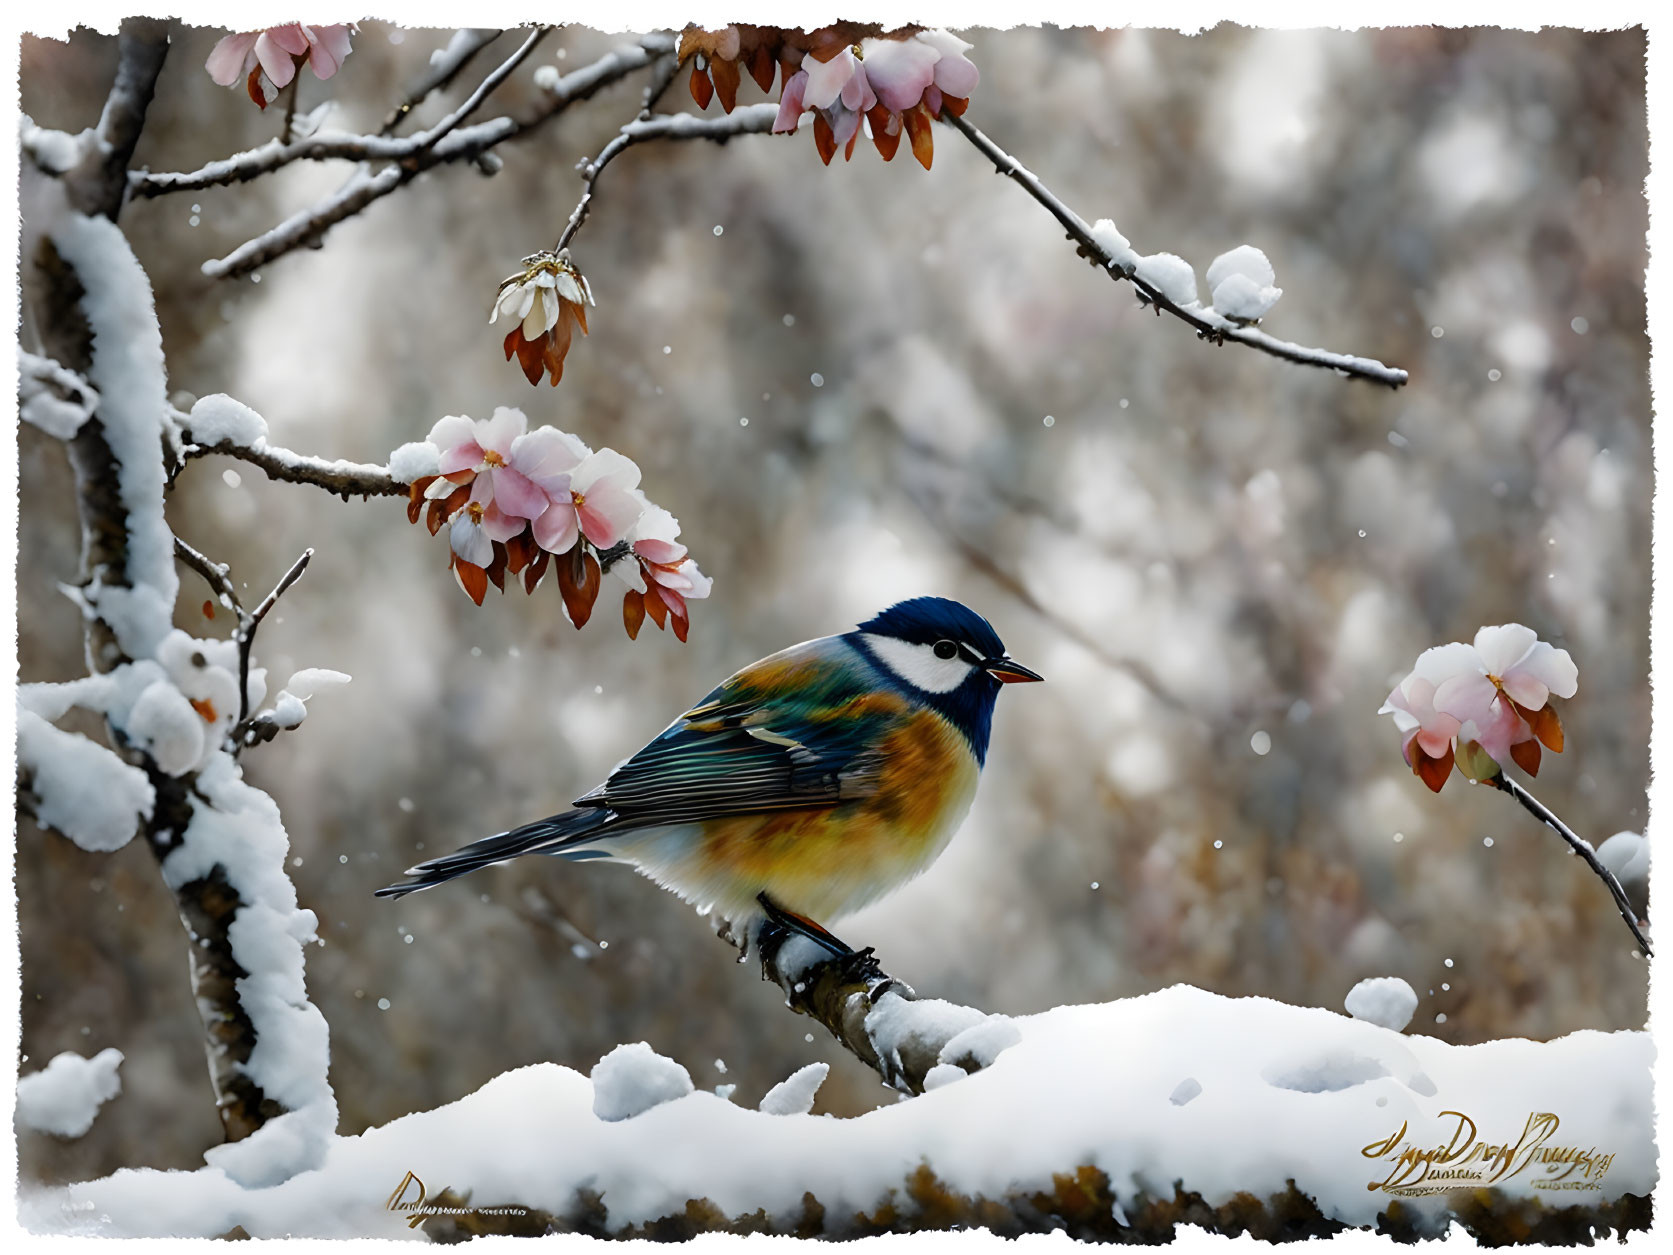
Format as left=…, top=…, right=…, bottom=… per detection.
left=847, top=597, right=1042, bottom=764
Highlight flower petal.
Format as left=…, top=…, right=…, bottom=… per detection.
left=532, top=503, right=579, bottom=554
left=486, top=465, right=550, bottom=520
left=576, top=484, right=645, bottom=548
left=1472, top=623, right=1538, bottom=676
left=449, top=516, right=493, bottom=567
left=474, top=406, right=527, bottom=458
left=570, top=447, right=643, bottom=495
left=206, top=33, right=259, bottom=85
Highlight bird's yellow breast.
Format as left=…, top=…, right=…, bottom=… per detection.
left=637, top=705, right=981, bottom=923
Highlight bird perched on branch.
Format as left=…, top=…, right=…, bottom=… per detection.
left=377, top=597, right=1041, bottom=957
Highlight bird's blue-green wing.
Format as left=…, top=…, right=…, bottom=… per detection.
left=572, top=638, right=904, bottom=827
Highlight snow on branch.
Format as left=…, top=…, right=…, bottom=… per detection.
left=28, top=188, right=339, bottom=1183
left=181, top=34, right=676, bottom=278
left=750, top=927, right=1017, bottom=1096
left=379, top=28, right=503, bottom=135
left=177, top=394, right=406, bottom=499
left=19, top=349, right=100, bottom=439
left=940, top=111, right=1410, bottom=389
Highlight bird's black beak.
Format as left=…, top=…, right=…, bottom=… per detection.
left=983, top=657, right=1044, bottom=684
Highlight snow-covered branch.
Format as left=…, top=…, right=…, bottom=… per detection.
left=19, top=350, right=100, bottom=439
left=554, top=103, right=779, bottom=252
left=941, top=111, right=1410, bottom=389
left=379, top=28, right=502, bottom=135
left=177, top=395, right=406, bottom=499
left=752, top=926, right=1016, bottom=1096
left=26, top=156, right=337, bottom=1183
left=181, top=35, right=675, bottom=278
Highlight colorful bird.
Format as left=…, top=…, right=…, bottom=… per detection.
left=376, top=597, right=1041, bottom=955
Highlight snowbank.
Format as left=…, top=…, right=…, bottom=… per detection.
left=22, top=986, right=1651, bottom=1239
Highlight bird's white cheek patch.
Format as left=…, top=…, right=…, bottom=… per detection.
left=862, top=634, right=976, bottom=693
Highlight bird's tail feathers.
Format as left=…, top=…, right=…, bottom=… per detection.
left=375, top=807, right=616, bottom=900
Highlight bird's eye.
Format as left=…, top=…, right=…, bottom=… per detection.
left=933, top=640, right=958, bottom=660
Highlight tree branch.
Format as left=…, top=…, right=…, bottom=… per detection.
left=554, top=103, right=779, bottom=252
left=1485, top=773, right=1652, bottom=957
left=748, top=924, right=1006, bottom=1096
left=174, top=34, right=674, bottom=277
left=380, top=28, right=502, bottom=135
left=941, top=111, right=1410, bottom=389
left=182, top=435, right=406, bottom=498
left=64, top=17, right=168, bottom=218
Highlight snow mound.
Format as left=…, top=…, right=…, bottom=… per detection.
left=387, top=441, right=440, bottom=483
left=19, top=987, right=1654, bottom=1239
left=18, top=1049, right=124, bottom=1138
left=17, top=711, right=153, bottom=851
left=758, top=1062, right=828, bottom=1115
left=1134, top=252, right=1199, bottom=306
left=1344, top=976, right=1418, bottom=1031
left=1089, top=217, right=1139, bottom=273
left=188, top=394, right=269, bottom=447
left=1207, top=245, right=1283, bottom=322
left=592, top=1043, right=694, bottom=1121
left=1597, top=831, right=1648, bottom=886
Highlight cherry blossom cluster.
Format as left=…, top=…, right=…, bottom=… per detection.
left=399, top=408, right=710, bottom=639
left=206, top=24, right=356, bottom=108
left=491, top=251, right=595, bottom=387
left=1379, top=624, right=1578, bottom=792
left=680, top=24, right=980, bottom=168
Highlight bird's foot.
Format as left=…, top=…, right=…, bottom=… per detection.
left=832, top=944, right=890, bottom=992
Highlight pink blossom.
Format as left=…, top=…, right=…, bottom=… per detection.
left=427, top=409, right=549, bottom=522
left=448, top=477, right=526, bottom=567
left=773, top=69, right=808, bottom=133
left=532, top=448, right=645, bottom=554
left=861, top=37, right=939, bottom=113
left=611, top=505, right=713, bottom=605
left=206, top=24, right=355, bottom=106
left=917, top=29, right=980, bottom=98
left=801, top=47, right=870, bottom=112
left=1434, top=624, right=1577, bottom=763
left=1379, top=642, right=1474, bottom=775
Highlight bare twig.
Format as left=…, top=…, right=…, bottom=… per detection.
left=189, top=35, right=675, bottom=277
left=554, top=103, right=778, bottom=252
left=226, top=548, right=313, bottom=741
left=941, top=111, right=1410, bottom=389
left=1484, top=773, right=1652, bottom=957
left=636, top=49, right=682, bottom=120
left=381, top=28, right=501, bottom=135
left=279, top=75, right=300, bottom=145
left=173, top=534, right=241, bottom=613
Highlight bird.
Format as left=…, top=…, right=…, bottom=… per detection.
left=376, top=596, right=1041, bottom=956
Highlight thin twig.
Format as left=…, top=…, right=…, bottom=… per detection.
left=279, top=75, right=300, bottom=145
left=418, top=25, right=551, bottom=152
left=380, top=28, right=501, bottom=135
left=1485, top=773, right=1652, bottom=957
left=234, top=549, right=313, bottom=733
left=173, top=534, right=241, bottom=613
left=554, top=102, right=778, bottom=252
left=192, top=35, right=675, bottom=278
left=940, top=111, right=1410, bottom=389
left=636, top=49, right=682, bottom=120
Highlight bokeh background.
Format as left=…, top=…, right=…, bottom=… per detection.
left=16, top=22, right=1649, bottom=1185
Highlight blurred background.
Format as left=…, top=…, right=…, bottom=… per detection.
left=16, top=23, right=1649, bottom=1184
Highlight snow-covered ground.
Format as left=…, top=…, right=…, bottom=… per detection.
left=21, top=985, right=1652, bottom=1239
